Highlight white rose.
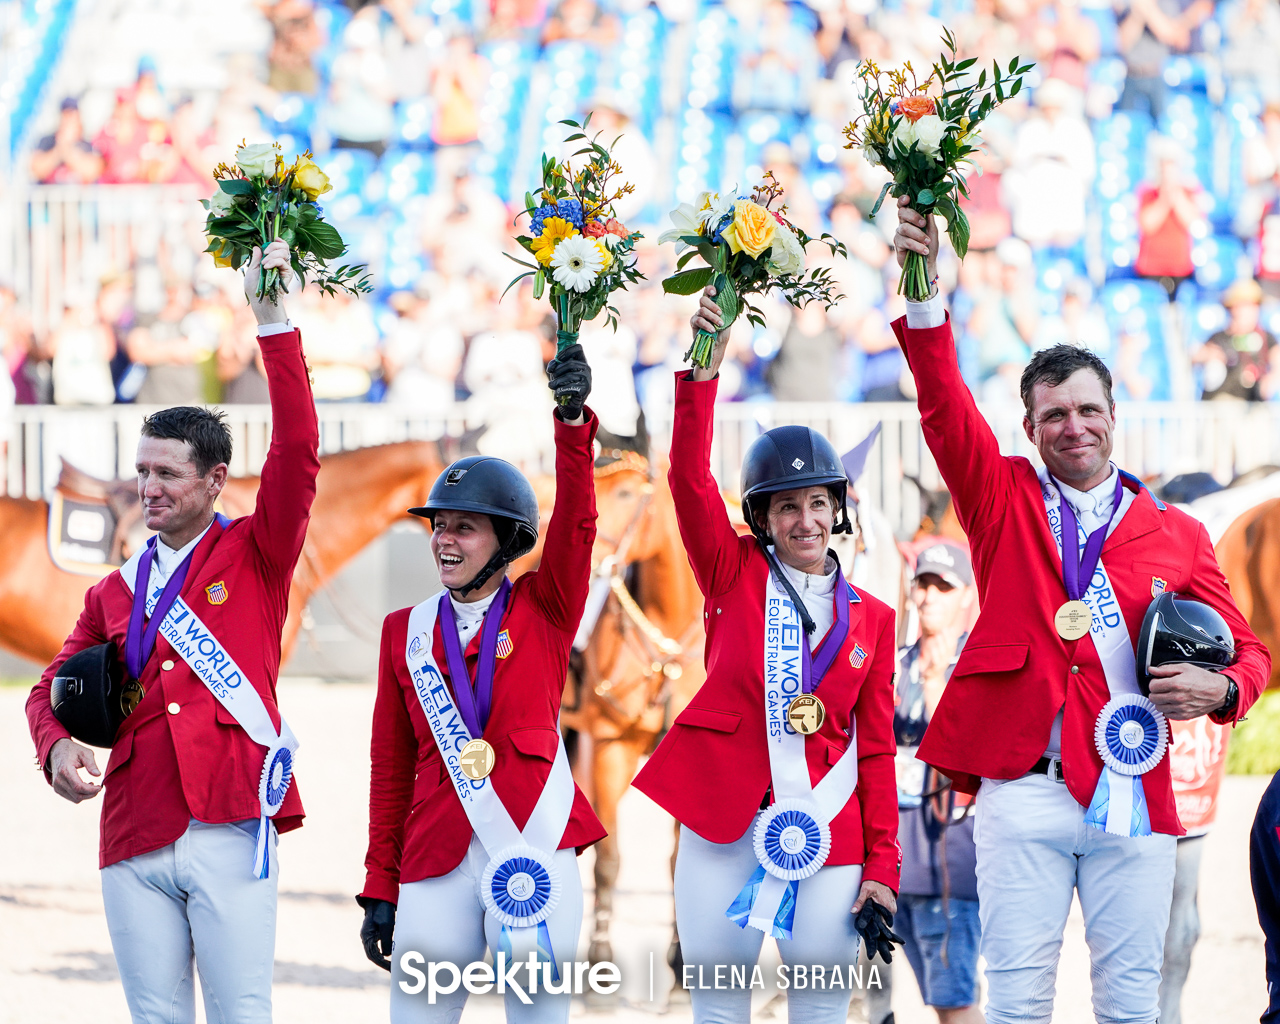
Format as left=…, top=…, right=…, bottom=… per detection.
left=913, top=115, right=945, bottom=159
left=235, top=143, right=275, bottom=178
left=207, top=189, right=235, bottom=216
left=766, top=224, right=804, bottom=277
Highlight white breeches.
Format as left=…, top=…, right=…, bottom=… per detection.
left=674, top=819, right=865, bottom=1024
left=390, top=835, right=584, bottom=1024
left=100, top=819, right=278, bottom=1024
left=974, top=774, right=1177, bottom=1024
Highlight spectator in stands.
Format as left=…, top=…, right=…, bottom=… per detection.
left=328, top=10, right=397, bottom=158
left=958, top=117, right=1014, bottom=252
left=1116, top=0, right=1213, bottom=121
left=263, top=0, right=323, bottom=95
left=30, top=99, right=103, bottom=185
left=874, top=0, right=945, bottom=68
left=218, top=304, right=272, bottom=403
left=429, top=33, right=490, bottom=152
left=420, top=166, right=510, bottom=276
left=763, top=142, right=820, bottom=239
left=133, top=56, right=169, bottom=123
left=1135, top=139, right=1205, bottom=300
left=94, top=88, right=167, bottom=184
left=156, top=97, right=216, bottom=187
left=1005, top=77, right=1095, bottom=248
left=1035, top=0, right=1102, bottom=92
left=765, top=301, right=843, bottom=401
left=382, top=287, right=465, bottom=407
left=1035, top=277, right=1113, bottom=356
left=486, top=0, right=547, bottom=41
left=1220, top=0, right=1280, bottom=102
left=586, top=95, right=656, bottom=223
left=0, top=285, right=36, bottom=405
left=48, top=291, right=116, bottom=407
left=541, top=0, right=620, bottom=48
left=294, top=288, right=381, bottom=400
left=968, top=237, right=1039, bottom=401
left=1112, top=314, right=1159, bottom=400
left=854, top=308, right=911, bottom=401
left=1193, top=278, right=1280, bottom=400
left=733, top=0, right=819, bottom=114
left=1238, top=101, right=1280, bottom=250
left=815, top=4, right=861, bottom=80
left=125, top=280, right=209, bottom=405
left=96, top=271, right=137, bottom=397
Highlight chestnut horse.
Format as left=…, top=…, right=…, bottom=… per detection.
left=0, top=441, right=446, bottom=667
left=1214, top=496, right=1280, bottom=689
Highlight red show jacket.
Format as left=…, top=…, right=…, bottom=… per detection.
left=360, top=412, right=606, bottom=903
left=631, top=373, right=902, bottom=893
left=892, top=314, right=1269, bottom=834
left=26, top=328, right=319, bottom=868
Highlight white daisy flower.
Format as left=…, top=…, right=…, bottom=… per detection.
left=550, top=235, right=605, bottom=292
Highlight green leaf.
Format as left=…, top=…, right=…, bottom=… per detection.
left=869, top=180, right=894, bottom=219
left=219, top=178, right=254, bottom=195
left=714, top=273, right=739, bottom=325
left=297, top=221, right=346, bottom=260
left=917, top=188, right=935, bottom=206
left=948, top=206, right=971, bottom=260
left=661, top=267, right=714, bottom=295
left=956, top=57, right=977, bottom=70
left=676, top=248, right=701, bottom=271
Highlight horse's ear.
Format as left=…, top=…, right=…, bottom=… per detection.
left=443, top=426, right=488, bottom=463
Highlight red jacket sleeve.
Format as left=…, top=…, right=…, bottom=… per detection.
left=667, top=371, right=752, bottom=598
left=249, top=328, right=321, bottom=579
left=1181, top=522, right=1271, bottom=724
left=891, top=314, right=1016, bottom=539
left=854, top=610, right=901, bottom=892
left=526, top=409, right=598, bottom=633
left=361, top=613, right=419, bottom=904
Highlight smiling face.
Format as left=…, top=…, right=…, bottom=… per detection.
left=1023, top=368, right=1115, bottom=490
left=136, top=436, right=226, bottom=546
left=431, top=510, right=502, bottom=594
left=760, top=486, right=836, bottom=574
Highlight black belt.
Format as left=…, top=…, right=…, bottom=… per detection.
left=1029, top=756, right=1066, bottom=783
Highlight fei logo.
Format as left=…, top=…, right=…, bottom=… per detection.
left=409, top=636, right=423, bottom=658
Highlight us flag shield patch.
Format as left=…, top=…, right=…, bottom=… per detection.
left=205, top=581, right=229, bottom=605
left=1151, top=577, right=1168, bottom=598
left=849, top=643, right=868, bottom=669
left=496, top=629, right=514, bottom=659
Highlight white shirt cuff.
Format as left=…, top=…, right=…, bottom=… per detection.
left=905, top=292, right=946, bottom=330
left=257, top=320, right=294, bottom=337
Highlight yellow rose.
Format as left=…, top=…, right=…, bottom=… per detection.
left=721, top=200, right=776, bottom=258
left=294, top=157, right=332, bottom=199
left=209, top=237, right=235, bottom=268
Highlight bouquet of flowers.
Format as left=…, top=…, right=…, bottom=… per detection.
left=505, top=119, right=645, bottom=355
left=844, top=29, right=1032, bottom=300
left=204, top=142, right=372, bottom=302
left=659, top=175, right=846, bottom=368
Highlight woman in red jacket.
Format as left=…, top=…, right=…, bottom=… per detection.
left=357, top=346, right=606, bottom=1024
left=633, top=292, right=902, bottom=1022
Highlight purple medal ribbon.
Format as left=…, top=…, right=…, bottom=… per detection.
left=124, top=538, right=198, bottom=681
left=800, top=578, right=853, bottom=694
left=440, top=578, right=513, bottom=737
left=1055, top=474, right=1124, bottom=601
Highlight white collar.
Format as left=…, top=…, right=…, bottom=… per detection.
left=776, top=554, right=838, bottom=597
left=1056, top=465, right=1119, bottom=518
left=153, top=520, right=214, bottom=580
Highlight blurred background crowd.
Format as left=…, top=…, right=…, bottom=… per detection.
left=5, top=0, right=1280, bottom=432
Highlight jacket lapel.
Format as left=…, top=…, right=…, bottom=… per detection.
left=180, top=517, right=229, bottom=599
left=1103, top=485, right=1162, bottom=553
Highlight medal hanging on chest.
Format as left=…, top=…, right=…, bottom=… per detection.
left=782, top=575, right=851, bottom=734
left=439, top=579, right=513, bottom=779
left=1054, top=475, right=1124, bottom=641
left=122, top=537, right=199, bottom=709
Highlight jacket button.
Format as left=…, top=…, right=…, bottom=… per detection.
left=167, top=702, right=181, bottom=715
left=716, top=608, right=722, bottom=614
left=1071, top=665, right=1080, bottom=674
left=161, top=660, right=175, bottom=671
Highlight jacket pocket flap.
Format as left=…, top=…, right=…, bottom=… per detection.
left=678, top=707, right=741, bottom=733
left=215, top=702, right=238, bottom=726
left=105, top=730, right=134, bottom=776
left=509, top=727, right=559, bottom=761
left=953, top=643, right=1029, bottom=675
left=825, top=741, right=849, bottom=766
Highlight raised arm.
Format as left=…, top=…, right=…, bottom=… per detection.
left=666, top=291, right=753, bottom=597
left=851, top=611, right=901, bottom=897
left=244, top=242, right=321, bottom=578
left=890, top=198, right=1016, bottom=537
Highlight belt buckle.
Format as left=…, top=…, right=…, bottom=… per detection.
left=1046, top=756, right=1065, bottom=784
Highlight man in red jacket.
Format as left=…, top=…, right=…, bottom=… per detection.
left=26, top=240, right=319, bottom=1024
left=891, top=197, right=1268, bottom=1024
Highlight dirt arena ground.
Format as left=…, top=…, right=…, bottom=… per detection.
left=1, top=679, right=1270, bottom=1023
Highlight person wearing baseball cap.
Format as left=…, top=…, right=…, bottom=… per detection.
left=890, top=541, right=982, bottom=1024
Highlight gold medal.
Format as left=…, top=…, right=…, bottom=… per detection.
left=1055, top=600, right=1092, bottom=641
left=120, top=680, right=145, bottom=716
left=459, top=738, right=496, bottom=780
left=787, top=694, right=826, bottom=735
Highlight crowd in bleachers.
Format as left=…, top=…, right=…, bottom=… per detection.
left=8, top=0, right=1280, bottom=421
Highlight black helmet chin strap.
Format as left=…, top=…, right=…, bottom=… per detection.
left=452, top=551, right=510, bottom=598
left=757, top=536, right=819, bottom=636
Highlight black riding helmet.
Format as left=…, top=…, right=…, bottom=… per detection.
left=50, top=642, right=128, bottom=748
left=740, top=424, right=854, bottom=542
left=1136, top=591, right=1236, bottom=695
left=410, top=456, right=540, bottom=596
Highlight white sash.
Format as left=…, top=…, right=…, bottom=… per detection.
left=120, top=550, right=298, bottom=878
left=736, top=573, right=859, bottom=934
left=1040, top=469, right=1164, bottom=835
left=404, top=592, right=574, bottom=957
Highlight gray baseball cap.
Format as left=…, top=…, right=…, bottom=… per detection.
left=913, top=541, right=973, bottom=589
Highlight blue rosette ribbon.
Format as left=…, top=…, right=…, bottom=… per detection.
left=725, top=800, right=830, bottom=939
left=254, top=744, right=294, bottom=879
left=482, top=844, right=563, bottom=983
left=1085, top=694, right=1167, bottom=837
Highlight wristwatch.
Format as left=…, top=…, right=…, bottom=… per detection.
left=1216, top=677, right=1239, bottom=718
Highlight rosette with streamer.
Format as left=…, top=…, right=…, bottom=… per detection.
left=1094, top=694, right=1167, bottom=776
left=752, top=799, right=832, bottom=881
left=481, top=844, right=561, bottom=928
left=253, top=743, right=295, bottom=879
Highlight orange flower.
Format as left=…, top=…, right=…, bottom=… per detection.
left=582, top=220, right=609, bottom=238
left=604, top=218, right=628, bottom=237
left=898, top=95, right=937, bottom=122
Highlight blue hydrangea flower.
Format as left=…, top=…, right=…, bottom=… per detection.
left=555, top=198, right=585, bottom=229
left=529, top=203, right=559, bottom=236
left=710, top=210, right=735, bottom=246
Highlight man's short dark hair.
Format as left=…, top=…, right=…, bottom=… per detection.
left=140, top=407, right=232, bottom=475
left=1020, top=345, right=1114, bottom=419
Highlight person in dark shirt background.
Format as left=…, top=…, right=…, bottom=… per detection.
left=1194, top=278, right=1279, bottom=401
left=30, top=98, right=103, bottom=184
left=1250, top=769, right=1280, bottom=1024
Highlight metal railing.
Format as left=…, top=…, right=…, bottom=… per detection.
left=7, top=400, right=1279, bottom=535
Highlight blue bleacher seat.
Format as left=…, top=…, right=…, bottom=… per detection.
left=1193, top=234, right=1246, bottom=289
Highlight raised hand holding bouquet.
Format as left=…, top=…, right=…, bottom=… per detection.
left=660, top=174, right=846, bottom=368
left=204, top=142, right=372, bottom=302
left=506, top=118, right=645, bottom=371
left=844, top=29, right=1032, bottom=300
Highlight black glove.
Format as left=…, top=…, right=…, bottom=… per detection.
left=357, top=896, right=396, bottom=972
left=547, top=343, right=591, bottom=420
left=853, top=899, right=905, bottom=963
